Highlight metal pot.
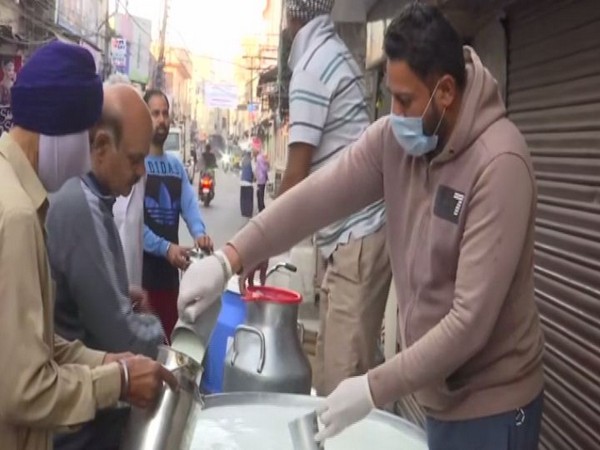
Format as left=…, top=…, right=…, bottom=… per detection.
left=120, top=345, right=204, bottom=450
left=223, top=286, right=312, bottom=394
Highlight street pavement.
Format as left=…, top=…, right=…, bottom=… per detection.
left=178, top=168, right=248, bottom=248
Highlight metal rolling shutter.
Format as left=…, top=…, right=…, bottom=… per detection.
left=507, top=0, right=600, bottom=448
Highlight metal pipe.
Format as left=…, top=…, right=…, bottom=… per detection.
left=266, top=262, right=297, bottom=279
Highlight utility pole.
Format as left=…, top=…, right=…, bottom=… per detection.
left=249, top=57, right=255, bottom=106
left=154, top=0, right=170, bottom=89
left=243, top=55, right=266, bottom=107
left=103, top=0, right=112, bottom=80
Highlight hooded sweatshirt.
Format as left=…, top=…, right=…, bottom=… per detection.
left=230, top=47, right=545, bottom=420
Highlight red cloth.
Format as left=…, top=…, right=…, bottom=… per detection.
left=147, top=289, right=179, bottom=340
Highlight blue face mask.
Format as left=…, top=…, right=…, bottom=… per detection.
left=390, top=84, right=446, bottom=157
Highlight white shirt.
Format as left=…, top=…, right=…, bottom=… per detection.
left=113, top=177, right=145, bottom=287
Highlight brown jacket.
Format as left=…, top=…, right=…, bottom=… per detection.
left=0, top=133, right=122, bottom=450
left=231, top=47, right=544, bottom=420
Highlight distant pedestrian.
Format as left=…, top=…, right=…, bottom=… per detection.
left=240, top=150, right=254, bottom=218
left=254, top=148, right=269, bottom=212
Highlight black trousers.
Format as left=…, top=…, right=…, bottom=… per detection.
left=426, top=391, right=544, bottom=450
left=257, top=183, right=266, bottom=212
left=240, top=185, right=254, bottom=218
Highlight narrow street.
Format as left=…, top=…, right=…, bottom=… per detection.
left=179, top=169, right=248, bottom=248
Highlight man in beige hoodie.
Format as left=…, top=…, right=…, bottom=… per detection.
left=178, top=3, right=545, bottom=449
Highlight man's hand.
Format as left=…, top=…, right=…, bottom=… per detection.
left=178, top=251, right=233, bottom=323
left=120, top=355, right=178, bottom=409
left=239, top=260, right=269, bottom=293
left=129, top=286, right=152, bottom=314
left=166, top=244, right=192, bottom=270
left=103, top=352, right=135, bottom=364
left=315, top=374, right=375, bottom=443
left=195, top=235, right=214, bottom=254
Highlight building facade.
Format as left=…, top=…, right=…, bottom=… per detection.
left=113, top=12, right=152, bottom=88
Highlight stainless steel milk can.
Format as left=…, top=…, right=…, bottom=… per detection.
left=223, top=286, right=312, bottom=394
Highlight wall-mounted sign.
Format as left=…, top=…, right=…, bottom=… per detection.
left=204, top=82, right=239, bottom=109
left=111, top=38, right=128, bottom=69
left=0, top=55, right=22, bottom=135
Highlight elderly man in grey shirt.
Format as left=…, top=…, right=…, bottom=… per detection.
left=46, top=85, right=164, bottom=450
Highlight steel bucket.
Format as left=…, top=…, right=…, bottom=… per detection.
left=120, top=346, right=204, bottom=450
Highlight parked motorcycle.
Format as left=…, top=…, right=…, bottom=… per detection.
left=199, top=172, right=215, bottom=207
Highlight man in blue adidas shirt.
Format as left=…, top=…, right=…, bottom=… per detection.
left=142, top=89, right=213, bottom=338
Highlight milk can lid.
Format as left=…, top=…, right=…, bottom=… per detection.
left=243, top=286, right=302, bottom=304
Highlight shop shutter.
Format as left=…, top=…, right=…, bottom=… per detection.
left=507, top=0, right=600, bottom=448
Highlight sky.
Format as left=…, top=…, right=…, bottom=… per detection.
left=113, top=0, right=268, bottom=61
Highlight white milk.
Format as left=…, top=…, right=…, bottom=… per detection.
left=188, top=404, right=427, bottom=450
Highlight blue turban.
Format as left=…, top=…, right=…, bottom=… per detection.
left=11, top=40, right=103, bottom=136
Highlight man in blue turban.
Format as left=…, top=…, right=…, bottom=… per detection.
left=0, top=41, right=176, bottom=450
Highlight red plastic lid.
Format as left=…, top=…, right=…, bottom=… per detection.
left=243, top=286, right=302, bottom=305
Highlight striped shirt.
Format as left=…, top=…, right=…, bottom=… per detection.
left=288, top=14, right=385, bottom=258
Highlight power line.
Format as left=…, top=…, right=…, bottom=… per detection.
left=154, top=0, right=169, bottom=89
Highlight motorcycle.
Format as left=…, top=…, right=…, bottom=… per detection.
left=199, top=172, right=215, bottom=207
left=221, top=153, right=231, bottom=173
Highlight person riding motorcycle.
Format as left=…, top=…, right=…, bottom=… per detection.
left=201, top=144, right=217, bottom=178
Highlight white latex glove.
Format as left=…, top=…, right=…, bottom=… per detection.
left=178, top=250, right=233, bottom=322
left=315, top=374, right=375, bottom=443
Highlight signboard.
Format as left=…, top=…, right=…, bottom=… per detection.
left=111, top=38, right=128, bottom=69
left=204, top=82, right=239, bottom=109
left=114, top=13, right=152, bottom=84
left=56, top=0, right=102, bottom=47
left=0, top=55, right=22, bottom=107
left=0, top=55, right=22, bottom=135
